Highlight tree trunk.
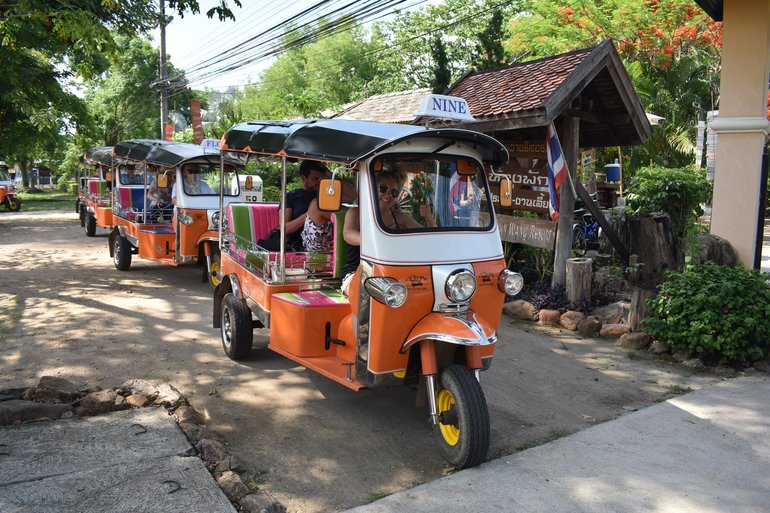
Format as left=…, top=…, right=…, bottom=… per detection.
left=627, top=213, right=677, bottom=287
left=552, top=117, right=579, bottom=289
left=566, top=257, right=592, bottom=308
left=629, top=286, right=656, bottom=332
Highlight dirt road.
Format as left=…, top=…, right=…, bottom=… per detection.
left=0, top=210, right=724, bottom=512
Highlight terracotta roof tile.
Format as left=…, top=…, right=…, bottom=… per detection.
left=335, top=88, right=432, bottom=124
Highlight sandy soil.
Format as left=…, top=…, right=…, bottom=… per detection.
left=0, top=210, right=725, bottom=513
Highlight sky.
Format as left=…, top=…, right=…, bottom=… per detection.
left=158, top=0, right=435, bottom=91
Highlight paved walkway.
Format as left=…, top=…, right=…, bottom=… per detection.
left=347, top=375, right=770, bottom=513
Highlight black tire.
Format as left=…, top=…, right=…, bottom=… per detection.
left=75, top=199, right=80, bottom=214
left=79, top=204, right=86, bottom=226
left=221, top=293, right=253, bottom=360
left=434, top=364, right=490, bottom=469
left=207, top=251, right=222, bottom=291
left=85, top=212, right=96, bottom=237
left=4, top=197, right=21, bottom=212
left=113, top=232, right=132, bottom=271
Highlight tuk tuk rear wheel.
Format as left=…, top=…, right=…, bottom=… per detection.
left=221, top=293, right=253, bottom=360
left=113, top=233, right=132, bottom=271
left=85, top=212, right=96, bottom=236
left=434, top=364, right=490, bottom=469
left=5, top=197, right=21, bottom=212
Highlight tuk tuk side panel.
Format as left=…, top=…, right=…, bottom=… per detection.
left=470, top=258, right=508, bottom=332
left=365, top=264, right=435, bottom=374
left=95, top=206, right=113, bottom=227
left=177, top=208, right=210, bottom=258
left=137, top=225, right=176, bottom=262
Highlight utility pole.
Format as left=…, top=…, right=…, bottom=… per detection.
left=159, top=0, right=169, bottom=139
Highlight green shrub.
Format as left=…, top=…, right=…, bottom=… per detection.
left=625, top=166, right=711, bottom=244
left=644, top=262, right=770, bottom=366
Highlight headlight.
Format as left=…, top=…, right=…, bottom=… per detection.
left=211, top=211, right=220, bottom=229
left=178, top=212, right=194, bottom=225
left=499, top=270, right=524, bottom=296
left=445, top=270, right=476, bottom=303
left=364, top=277, right=408, bottom=308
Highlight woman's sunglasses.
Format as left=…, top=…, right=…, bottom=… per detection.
left=378, top=185, right=400, bottom=198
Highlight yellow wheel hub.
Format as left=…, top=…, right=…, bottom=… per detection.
left=211, top=260, right=221, bottom=287
left=437, top=389, right=459, bottom=446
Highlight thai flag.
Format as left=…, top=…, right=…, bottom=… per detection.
left=546, top=122, right=568, bottom=221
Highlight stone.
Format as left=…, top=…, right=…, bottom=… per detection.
left=155, top=383, right=183, bottom=405
left=215, top=454, right=248, bottom=474
left=695, top=234, right=739, bottom=267
left=0, top=387, right=28, bottom=400
left=126, top=394, right=150, bottom=408
left=617, top=332, right=652, bottom=350
left=196, top=438, right=229, bottom=466
left=175, top=406, right=205, bottom=425
left=713, top=366, right=738, bottom=377
left=240, top=492, right=288, bottom=513
left=34, top=376, right=81, bottom=403
left=538, top=309, right=562, bottom=326
left=672, top=349, right=689, bottom=363
left=577, top=316, right=602, bottom=335
left=77, top=390, right=120, bottom=416
left=0, top=400, right=73, bottom=425
left=599, top=323, right=630, bottom=339
left=119, top=379, right=158, bottom=397
left=560, top=311, right=585, bottom=331
left=503, top=300, right=537, bottom=321
left=752, top=360, right=769, bottom=372
left=21, top=388, right=35, bottom=401
left=178, top=422, right=207, bottom=444
left=648, top=340, right=671, bottom=354
left=217, top=470, right=250, bottom=502
left=592, top=301, right=630, bottom=324
left=683, top=358, right=705, bottom=370
left=80, top=386, right=102, bottom=395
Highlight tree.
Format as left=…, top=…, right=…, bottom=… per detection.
left=473, top=8, right=507, bottom=71
left=431, top=35, right=452, bottom=93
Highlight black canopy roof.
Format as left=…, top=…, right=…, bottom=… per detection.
left=222, top=119, right=509, bottom=165
left=113, top=140, right=219, bottom=168
left=82, top=146, right=113, bottom=166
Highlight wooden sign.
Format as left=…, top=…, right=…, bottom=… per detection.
left=496, top=215, right=556, bottom=250
left=490, top=186, right=549, bottom=215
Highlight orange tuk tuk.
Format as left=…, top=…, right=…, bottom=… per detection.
left=79, top=146, right=113, bottom=236
left=213, top=119, right=523, bottom=468
left=108, top=140, right=249, bottom=288
left=0, top=166, right=21, bottom=212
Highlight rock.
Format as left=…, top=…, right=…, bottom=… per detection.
left=240, top=492, right=287, bottom=513
left=617, top=332, right=652, bottom=350
left=119, top=379, right=158, bottom=397
left=217, top=471, right=250, bottom=502
left=196, top=438, right=229, bottom=466
left=713, top=366, right=738, bottom=377
left=0, top=400, right=73, bottom=425
left=560, top=311, right=585, bottom=331
left=174, top=406, right=205, bottom=425
left=672, top=349, right=689, bottom=363
left=77, top=390, right=121, bottom=416
left=155, top=383, right=183, bottom=405
left=215, top=454, right=249, bottom=473
left=593, top=267, right=625, bottom=293
left=599, top=323, right=630, bottom=338
left=178, top=422, right=207, bottom=444
left=22, top=388, right=35, bottom=401
left=34, top=376, right=81, bottom=403
left=126, top=394, right=150, bottom=408
left=538, top=309, right=562, bottom=326
left=592, top=301, right=630, bottom=324
left=0, top=387, right=29, bottom=400
left=648, top=340, right=671, bottom=354
left=503, top=300, right=537, bottom=321
left=80, top=386, right=102, bottom=395
left=753, top=360, right=769, bottom=372
left=577, top=316, right=602, bottom=335
left=695, top=234, right=739, bottom=267
left=683, top=358, right=705, bottom=370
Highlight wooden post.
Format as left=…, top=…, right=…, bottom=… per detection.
left=552, top=117, right=579, bottom=289
left=566, top=257, right=592, bottom=308
left=628, top=287, right=655, bottom=332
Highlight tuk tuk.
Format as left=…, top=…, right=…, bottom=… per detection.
left=0, top=166, right=21, bottom=212
left=79, top=146, right=113, bottom=236
left=108, top=140, right=250, bottom=288
left=213, top=119, right=523, bottom=468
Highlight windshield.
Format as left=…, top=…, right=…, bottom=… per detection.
left=181, top=163, right=239, bottom=196
left=371, top=155, right=493, bottom=232
left=0, top=169, right=10, bottom=182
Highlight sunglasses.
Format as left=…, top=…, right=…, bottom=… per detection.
left=378, top=185, right=400, bottom=198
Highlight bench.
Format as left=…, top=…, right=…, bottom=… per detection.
left=225, top=203, right=349, bottom=281
left=86, top=179, right=109, bottom=202
left=115, top=187, right=148, bottom=221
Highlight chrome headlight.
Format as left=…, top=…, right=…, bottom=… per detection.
left=178, top=212, right=194, bottom=225
left=499, top=270, right=524, bottom=296
left=365, top=277, right=408, bottom=308
left=211, top=210, right=220, bottom=230
left=445, top=270, right=476, bottom=303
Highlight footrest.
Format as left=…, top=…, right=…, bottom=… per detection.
left=273, top=289, right=349, bottom=307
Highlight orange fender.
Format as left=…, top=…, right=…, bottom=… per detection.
left=402, top=310, right=497, bottom=354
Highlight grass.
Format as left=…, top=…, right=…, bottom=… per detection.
left=368, top=491, right=390, bottom=502
left=655, top=384, right=693, bottom=402
left=0, top=295, right=20, bottom=336
left=14, top=188, right=76, bottom=212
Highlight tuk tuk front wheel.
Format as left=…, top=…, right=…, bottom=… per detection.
left=113, top=233, right=132, bottom=271
left=434, top=364, right=490, bottom=469
left=207, top=251, right=222, bottom=291
left=4, top=197, right=21, bottom=212
left=85, top=212, right=96, bottom=236
left=221, top=293, right=253, bottom=360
